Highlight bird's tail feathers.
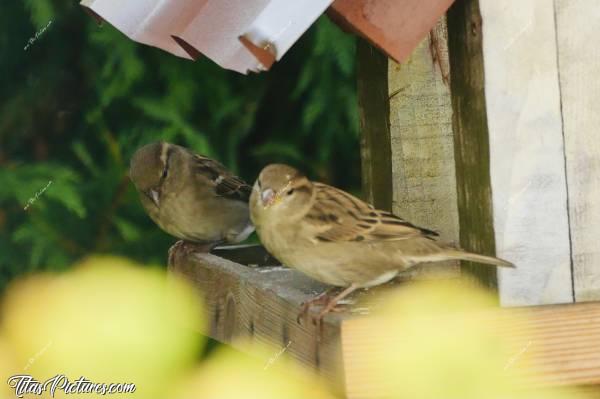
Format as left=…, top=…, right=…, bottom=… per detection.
left=444, top=250, right=515, bottom=268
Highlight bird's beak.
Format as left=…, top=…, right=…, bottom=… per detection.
left=261, top=188, right=276, bottom=208
left=147, top=189, right=160, bottom=207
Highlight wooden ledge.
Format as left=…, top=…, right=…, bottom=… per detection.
left=169, top=245, right=348, bottom=388
left=170, top=245, right=600, bottom=397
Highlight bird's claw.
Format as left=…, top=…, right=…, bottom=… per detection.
left=296, top=290, right=333, bottom=325
left=168, top=240, right=186, bottom=267
left=168, top=240, right=216, bottom=267
left=310, top=304, right=345, bottom=326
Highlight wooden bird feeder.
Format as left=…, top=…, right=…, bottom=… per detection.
left=81, top=0, right=600, bottom=396
left=169, top=0, right=600, bottom=397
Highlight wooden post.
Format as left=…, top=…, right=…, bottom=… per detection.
left=360, top=12, right=502, bottom=285
left=387, top=18, right=460, bottom=278
left=445, top=0, right=500, bottom=290
left=357, top=39, right=393, bottom=212
left=367, top=12, right=500, bottom=285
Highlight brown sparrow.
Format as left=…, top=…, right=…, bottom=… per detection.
left=249, top=164, right=514, bottom=322
left=129, top=142, right=254, bottom=263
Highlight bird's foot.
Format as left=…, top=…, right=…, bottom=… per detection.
left=297, top=289, right=335, bottom=325
left=306, top=284, right=360, bottom=327
left=168, top=240, right=217, bottom=267
left=311, top=300, right=346, bottom=327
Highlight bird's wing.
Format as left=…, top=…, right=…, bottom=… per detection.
left=304, top=183, right=439, bottom=243
left=192, top=154, right=252, bottom=202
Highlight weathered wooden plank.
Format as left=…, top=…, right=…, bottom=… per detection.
left=445, top=0, right=499, bottom=290
left=499, top=302, right=600, bottom=387
left=555, top=0, right=600, bottom=302
left=171, top=248, right=600, bottom=398
left=343, top=301, right=600, bottom=397
left=169, top=247, right=346, bottom=389
left=477, top=0, right=573, bottom=305
left=212, top=244, right=280, bottom=267
left=357, top=39, right=393, bottom=212
left=388, top=17, right=459, bottom=277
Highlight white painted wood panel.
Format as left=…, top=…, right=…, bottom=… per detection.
left=555, top=0, right=600, bottom=301
left=480, top=0, right=573, bottom=305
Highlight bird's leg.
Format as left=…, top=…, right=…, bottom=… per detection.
left=296, top=287, right=337, bottom=325
left=168, top=240, right=219, bottom=267
left=168, top=240, right=185, bottom=267
left=312, top=284, right=360, bottom=326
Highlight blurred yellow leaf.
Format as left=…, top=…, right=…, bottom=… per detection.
left=1, top=256, right=204, bottom=399
left=175, top=346, right=335, bottom=399
left=356, top=280, right=588, bottom=399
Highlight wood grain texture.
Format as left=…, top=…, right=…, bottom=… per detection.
left=169, top=249, right=346, bottom=390
left=478, top=0, right=573, bottom=305
left=554, top=0, right=600, bottom=302
left=343, top=301, right=600, bottom=397
left=357, top=39, right=393, bottom=212
left=501, top=302, right=600, bottom=387
left=445, top=0, right=498, bottom=290
left=170, top=249, right=600, bottom=398
left=388, top=18, right=459, bottom=277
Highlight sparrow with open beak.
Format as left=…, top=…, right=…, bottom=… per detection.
left=129, top=142, right=254, bottom=263
left=250, top=164, right=514, bottom=324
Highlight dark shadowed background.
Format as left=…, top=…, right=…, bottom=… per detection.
left=0, top=1, right=359, bottom=291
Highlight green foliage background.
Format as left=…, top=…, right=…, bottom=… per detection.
left=0, top=1, right=359, bottom=290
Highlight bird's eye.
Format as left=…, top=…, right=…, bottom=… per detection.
left=287, top=188, right=295, bottom=196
